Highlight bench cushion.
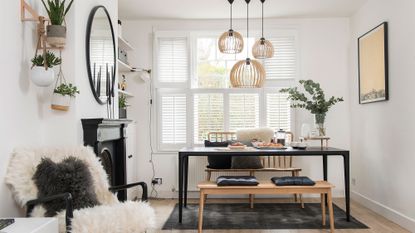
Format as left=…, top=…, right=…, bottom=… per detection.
left=231, top=156, right=263, bottom=169
left=217, top=176, right=259, bottom=186
left=271, top=176, right=316, bottom=186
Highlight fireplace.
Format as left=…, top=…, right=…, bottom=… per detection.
left=81, top=118, right=132, bottom=201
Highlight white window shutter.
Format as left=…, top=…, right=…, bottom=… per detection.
left=229, top=94, right=260, bottom=131
left=264, top=36, right=297, bottom=80
left=193, top=94, right=224, bottom=143
left=158, top=38, right=189, bottom=83
left=266, top=92, right=291, bottom=131
left=160, top=94, right=187, bottom=144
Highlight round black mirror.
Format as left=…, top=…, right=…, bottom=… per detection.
left=86, top=6, right=116, bottom=105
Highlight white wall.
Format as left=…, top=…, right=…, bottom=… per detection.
left=0, top=0, right=117, bottom=217
left=349, top=0, right=415, bottom=231
left=122, top=17, right=351, bottom=198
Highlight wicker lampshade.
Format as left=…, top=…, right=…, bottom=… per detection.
left=218, top=29, right=244, bottom=54
left=252, top=38, right=274, bottom=59
left=230, top=58, right=265, bottom=88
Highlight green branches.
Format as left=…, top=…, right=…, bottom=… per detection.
left=119, top=95, right=128, bottom=109
left=280, top=80, right=343, bottom=114
left=41, top=0, right=74, bottom=25
left=31, top=51, right=62, bottom=68
left=54, top=83, right=79, bottom=97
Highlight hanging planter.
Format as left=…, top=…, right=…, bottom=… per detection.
left=41, top=0, right=74, bottom=48
left=51, top=61, right=79, bottom=111
left=30, top=51, right=61, bottom=87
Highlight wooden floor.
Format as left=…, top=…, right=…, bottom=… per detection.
left=147, top=198, right=410, bottom=233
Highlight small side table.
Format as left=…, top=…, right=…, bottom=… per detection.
left=303, top=136, right=330, bottom=148
left=0, top=218, right=58, bottom=233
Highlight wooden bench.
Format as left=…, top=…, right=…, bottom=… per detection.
left=197, top=180, right=335, bottom=233
left=205, top=131, right=303, bottom=207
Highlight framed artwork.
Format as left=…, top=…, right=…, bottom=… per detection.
left=358, top=22, right=389, bottom=104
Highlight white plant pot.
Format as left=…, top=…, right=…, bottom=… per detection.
left=31, top=66, right=55, bottom=87
left=51, top=94, right=71, bottom=111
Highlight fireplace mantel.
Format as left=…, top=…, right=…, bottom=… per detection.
left=81, top=118, right=132, bottom=201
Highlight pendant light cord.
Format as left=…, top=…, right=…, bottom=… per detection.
left=246, top=0, right=250, bottom=58
left=229, top=0, right=234, bottom=30
left=230, top=1, right=233, bottom=29
left=261, top=0, right=264, bottom=38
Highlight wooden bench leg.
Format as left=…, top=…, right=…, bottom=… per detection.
left=321, top=193, right=326, bottom=226
left=205, top=172, right=212, bottom=202
left=292, top=171, right=298, bottom=202
left=198, top=190, right=205, bottom=233
left=327, top=190, right=335, bottom=233
left=249, top=171, right=255, bottom=208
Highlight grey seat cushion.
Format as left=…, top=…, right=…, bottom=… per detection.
left=217, top=176, right=259, bottom=186
left=271, top=176, right=316, bottom=186
left=32, top=157, right=100, bottom=217
left=231, top=156, right=263, bottom=169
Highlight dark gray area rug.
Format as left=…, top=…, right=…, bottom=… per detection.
left=163, top=203, right=369, bottom=230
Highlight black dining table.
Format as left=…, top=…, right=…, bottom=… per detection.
left=177, top=146, right=351, bottom=223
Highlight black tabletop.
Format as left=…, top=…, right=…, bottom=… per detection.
left=179, top=147, right=349, bottom=156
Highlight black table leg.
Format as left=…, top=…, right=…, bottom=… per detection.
left=178, top=153, right=183, bottom=223
left=184, top=156, right=189, bottom=207
left=343, top=152, right=351, bottom=221
left=323, top=155, right=328, bottom=181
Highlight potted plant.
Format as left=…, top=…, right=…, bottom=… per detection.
left=41, top=0, right=74, bottom=48
left=51, top=83, right=79, bottom=111
left=280, top=80, right=344, bottom=136
left=119, top=94, right=128, bottom=119
left=31, top=51, right=61, bottom=87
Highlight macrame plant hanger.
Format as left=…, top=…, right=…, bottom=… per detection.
left=51, top=51, right=69, bottom=111
left=32, top=16, right=49, bottom=70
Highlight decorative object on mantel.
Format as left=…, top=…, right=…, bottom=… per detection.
left=119, top=94, right=128, bottom=119
left=280, top=80, right=344, bottom=136
left=218, top=0, right=244, bottom=54
left=51, top=59, right=79, bottom=111
left=41, top=0, right=74, bottom=48
left=252, top=0, right=274, bottom=59
left=358, top=22, right=388, bottom=104
left=230, top=0, right=265, bottom=88
left=30, top=51, right=61, bottom=87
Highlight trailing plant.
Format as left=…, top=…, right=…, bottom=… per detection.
left=31, top=51, right=62, bottom=68
left=280, top=80, right=344, bottom=115
left=54, top=83, right=79, bottom=97
left=119, top=95, right=127, bottom=109
left=41, top=0, right=74, bottom=25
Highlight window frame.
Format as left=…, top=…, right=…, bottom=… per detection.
left=153, top=30, right=299, bottom=152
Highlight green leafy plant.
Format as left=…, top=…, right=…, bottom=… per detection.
left=119, top=95, right=128, bottom=109
left=31, top=51, right=62, bottom=68
left=41, top=0, right=74, bottom=25
left=280, top=80, right=344, bottom=115
left=54, top=83, right=79, bottom=97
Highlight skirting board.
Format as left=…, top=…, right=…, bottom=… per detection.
left=352, top=191, right=415, bottom=232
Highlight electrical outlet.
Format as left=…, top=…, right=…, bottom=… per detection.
left=152, top=178, right=162, bottom=185
left=352, top=178, right=356, bottom=186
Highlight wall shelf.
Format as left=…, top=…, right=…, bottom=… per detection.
left=118, top=89, right=134, bottom=98
left=118, top=59, right=134, bottom=73
left=118, top=37, right=134, bottom=51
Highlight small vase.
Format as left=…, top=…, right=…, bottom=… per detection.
left=31, top=66, right=55, bottom=87
left=51, top=94, right=71, bottom=111
left=314, top=113, right=326, bottom=136
left=46, top=25, right=66, bottom=48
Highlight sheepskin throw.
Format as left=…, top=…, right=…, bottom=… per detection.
left=33, top=157, right=99, bottom=217
left=6, top=147, right=155, bottom=233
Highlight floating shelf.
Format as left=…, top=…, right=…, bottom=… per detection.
left=118, top=89, right=134, bottom=97
left=118, top=59, right=134, bottom=73
left=118, top=37, right=134, bottom=51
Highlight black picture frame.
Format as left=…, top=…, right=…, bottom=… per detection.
left=358, top=22, right=389, bottom=104
left=85, top=6, right=117, bottom=105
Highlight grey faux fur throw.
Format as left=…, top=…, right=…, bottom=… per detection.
left=33, top=156, right=100, bottom=217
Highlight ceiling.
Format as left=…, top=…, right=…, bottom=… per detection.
left=119, top=0, right=367, bottom=20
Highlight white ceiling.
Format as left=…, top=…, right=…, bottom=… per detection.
left=119, top=0, right=367, bottom=20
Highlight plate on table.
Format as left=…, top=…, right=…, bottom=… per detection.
left=292, top=146, right=307, bottom=150
left=228, top=145, right=247, bottom=150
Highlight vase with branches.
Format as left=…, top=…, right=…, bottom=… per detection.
left=280, top=80, right=344, bottom=136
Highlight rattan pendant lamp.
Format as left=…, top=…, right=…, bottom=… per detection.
left=230, top=0, right=265, bottom=88
left=252, top=0, right=274, bottom=59
left=218, top=0, right=244, bottom=54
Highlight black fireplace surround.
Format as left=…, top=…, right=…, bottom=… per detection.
left=81, top=118, right=132, bottom=201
